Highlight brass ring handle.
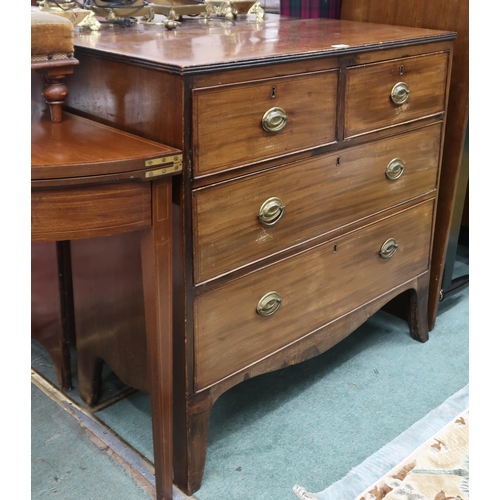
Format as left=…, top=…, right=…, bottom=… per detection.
left=262, top=107, right=288, bottom=133
left=380, top=238, right=399, bottom=259
left=385, top=158, right=405, bottom=180
left=390, top=82, right=410, bottom=105
left=256, top=291, right=282, bottom=317
left=258, top=197, right=285, bottom=226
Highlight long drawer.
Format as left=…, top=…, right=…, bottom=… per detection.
left=193, top=124, right=441, bottom=284
left=194, top=199, right=433, bottom=390
left=344, top=52, right=449, bottom=138
left=192, top=70, right=338, bottom=176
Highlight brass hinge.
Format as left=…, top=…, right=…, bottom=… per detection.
left=144, top=154, right=182, bottom=178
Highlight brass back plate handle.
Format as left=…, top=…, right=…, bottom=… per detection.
left=385, top=158, right=405, bottom=180
left=380, top=238, right=399, bottom=259
left=390, top=82, right=410, bottom=105
left=258, top=197, right=285, bottom=226
left=262, top=107, right=288, bottom=133
left=256, top=291, right=282, bottom=317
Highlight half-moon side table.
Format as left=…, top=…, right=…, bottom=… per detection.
left=31, top=101, right=182, bottom=500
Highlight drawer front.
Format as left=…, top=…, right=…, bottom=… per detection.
left=194, top=200, right=433, bottom=390
left=193, top=124, right=441, bottom=284
left=193, top=70, right=338, bottom=176
left=344, top=52, right=449, bottom=138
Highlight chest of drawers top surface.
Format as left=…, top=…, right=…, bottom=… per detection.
left=72, top=15, right=454, bottom=72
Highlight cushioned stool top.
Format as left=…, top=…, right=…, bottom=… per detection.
left=31, top=10, right=74, bottom=57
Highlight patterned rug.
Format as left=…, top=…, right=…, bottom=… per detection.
left=293, top=385, right=469, bottom=500
left=352, top=409, right=469, bottom=500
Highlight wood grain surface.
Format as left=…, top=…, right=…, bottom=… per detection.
left=193, top=70, right=338, bottom=175
left=193, top=123, right=442, bottom=283
left=344, top=51, right=449, bottom=138
left=194, top=200, right=433, bottom=390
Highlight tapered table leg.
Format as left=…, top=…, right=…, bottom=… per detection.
left=141, top=177, right=174, bottom=500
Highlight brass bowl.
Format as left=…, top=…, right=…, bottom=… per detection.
left=229, top=0, right=257, bottom=14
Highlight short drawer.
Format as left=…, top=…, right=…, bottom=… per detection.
left=193, top=124, right=441, bottom=283
left=194, top=200, right=433, bottom=390
left=344, top=52, right=449, bottom=138
left=192, top=70, right=338, bottom=176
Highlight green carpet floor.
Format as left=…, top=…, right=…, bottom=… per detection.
left=31, top=246, right=469, bottom=500
left=31, top=383, right=152, bottom=500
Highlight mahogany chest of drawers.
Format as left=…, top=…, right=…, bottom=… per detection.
left=57, top=15, right=455, bottom=496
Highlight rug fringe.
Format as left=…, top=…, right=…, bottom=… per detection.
left=293, top=484, right=318, bottom=500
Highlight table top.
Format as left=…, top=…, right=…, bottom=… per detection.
left=31, top=101, right=182, bottom=183
left=72, top=15, right=455, bottom=73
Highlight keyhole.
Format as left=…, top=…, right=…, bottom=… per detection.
left=271, top=86, right=276, bottom=99
left=333, top=244, right=338, bottom=253
left=400, top=65, right=404, bottom=75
